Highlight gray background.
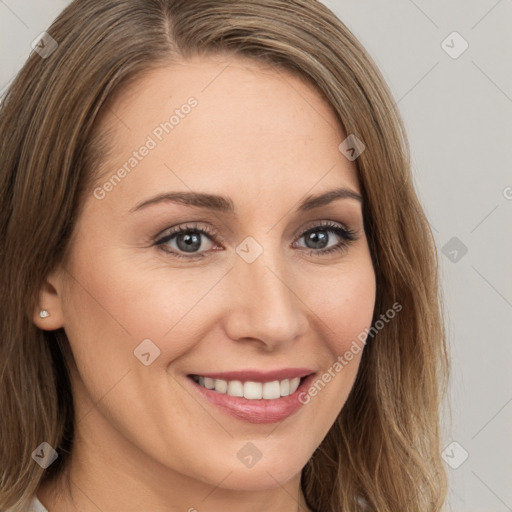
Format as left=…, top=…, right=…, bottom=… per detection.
left=1, top=1, right=511, bottom=510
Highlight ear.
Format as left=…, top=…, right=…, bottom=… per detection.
left=32, top=268, right=65, bottom=331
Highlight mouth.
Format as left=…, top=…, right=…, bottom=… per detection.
left=186, top=369, right=316, bottom=424
left=189, top=374, right=304, bottom=400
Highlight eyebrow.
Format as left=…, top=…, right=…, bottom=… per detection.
left=129, top=186, right=362, bottom=214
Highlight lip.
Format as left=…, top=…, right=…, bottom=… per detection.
left=186, top=371, right=317, bottom=424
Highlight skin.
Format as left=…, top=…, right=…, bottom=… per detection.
left=34, top=54, right=376, bottom=512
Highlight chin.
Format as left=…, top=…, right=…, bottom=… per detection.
left=215, top=464, right=305, bottom=491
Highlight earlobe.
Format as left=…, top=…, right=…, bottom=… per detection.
left=32, top=270, right=65, bottom=331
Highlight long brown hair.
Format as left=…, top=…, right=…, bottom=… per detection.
left=0, top=1, right=449, bottom=510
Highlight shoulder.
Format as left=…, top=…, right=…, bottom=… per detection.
left=28, top=495, right=49, bottom=512
left=1, top=495, right=48, bottom=512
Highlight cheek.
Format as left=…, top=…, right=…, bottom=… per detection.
left=291, top=256, right=375, bottom=429
left=60, top=242, right=233, bottom=391
left=297, top=258, right=376, bottom=355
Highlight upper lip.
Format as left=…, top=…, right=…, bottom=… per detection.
left=188, top=368, right=315, bottom=383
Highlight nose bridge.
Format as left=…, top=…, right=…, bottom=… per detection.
left=225, top=236, right=306, bottom=348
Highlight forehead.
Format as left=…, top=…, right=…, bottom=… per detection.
left=91, top=54, right=360, bottom=209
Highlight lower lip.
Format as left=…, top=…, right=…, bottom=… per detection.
left=188, top=374, right=316, bottom=424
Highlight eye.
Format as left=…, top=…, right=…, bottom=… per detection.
left=293, top=221, right=358, bottom=257
left=154, top=220, right=358, bottom=260
left=155, top=223, right=218, bottom=260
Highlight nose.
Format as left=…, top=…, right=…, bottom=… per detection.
left=223, top=246, right=308, bottom=351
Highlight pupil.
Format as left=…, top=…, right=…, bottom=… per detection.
left=177, top=232, right=201, bottom=252
left=307, top=230, right=328, bottom=249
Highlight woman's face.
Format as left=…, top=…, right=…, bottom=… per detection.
left=38, top=55, right=376, bottom=497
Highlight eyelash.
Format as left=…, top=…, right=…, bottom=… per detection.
left=154, top=221, right=358, bottom=260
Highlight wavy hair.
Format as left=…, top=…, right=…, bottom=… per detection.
left=0, top=1, right=449, bottom=510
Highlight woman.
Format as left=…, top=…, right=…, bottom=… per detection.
left=0, top=1, right=449, bottom=511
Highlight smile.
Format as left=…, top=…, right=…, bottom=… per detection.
left=186, top=369, right=317, bottom=424
left=190, top=375, right=302, bottom=400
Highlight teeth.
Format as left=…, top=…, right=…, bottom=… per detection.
left=280, top=378, right=290, bottom=396
left=204, top=377, right=215, bottom=389
left=262, top=380, right=280, bottom=399
left=227, top=380, right=244, bottom=397
left=192, top=375, right=304, bottom=400
left=244, top=381, right=262, bottom=399
left=289, top=377, right=300, bottom=394
left=214, top=379, right=227, bottom=394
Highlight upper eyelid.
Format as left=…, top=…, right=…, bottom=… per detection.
left=293, top=219, right=353, bottom=237
left=156, top=223, right=218, bottom=241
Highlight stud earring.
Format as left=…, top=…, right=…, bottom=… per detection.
left=39, top=310, right=50, bottom=318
